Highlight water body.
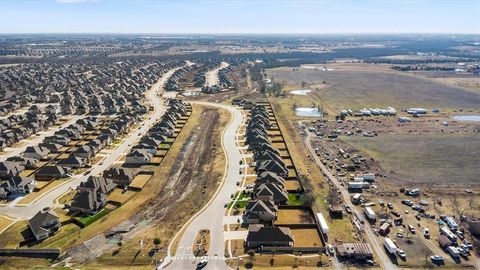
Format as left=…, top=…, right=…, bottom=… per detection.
left=290, top=89, right=312, bottom=96
left=295, top=107, right=322, bottom=117
left=452, top=115, right=480, bottom=122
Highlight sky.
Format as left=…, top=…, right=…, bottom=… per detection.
left=0, top=0, right=478, bottom=34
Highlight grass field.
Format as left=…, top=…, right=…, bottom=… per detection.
left=276, top=209, right=314, bottom=224
left=0, top=215, right=14, bottom=233
left=107, top=189, right=136, bottom=204
left=284, top=180, right=301, bottom=191
left=342, top=133, right=480, bottom=185
left=287, top=193, right=304, bottom=206
left=79, top=208, right=111, bottom=226
left=290, top=228, right=322, bottom=247
left=266, top=67, right=480, bottom=111
left=129, top=174, right=152, bottom=189
left=0, top=220, right=27, bottom=248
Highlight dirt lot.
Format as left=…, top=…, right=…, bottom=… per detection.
left=290, top=228, right=322, bottom=247
left=0, top=215, right=14, bottom=232
left=276, top=209, right=315, bottom=225
left=107, top=189, right=136, bottom=204
left=266, top=66, right=480, bottom=111
left=129, top=174, right=152, bottom=190
left=341, top=133, right=480, bottom=185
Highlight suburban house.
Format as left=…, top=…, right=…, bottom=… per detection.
left=71, top=176, right=116, bottom=214
left=103, top=167, right=134, bottom=186
left=28, top=210, right=61, bottom=241
left=6, top=156, right=39, bottom=169
left=35, top=166, right=70, bottom=180
left=73, top=145, right=94, bottom=160
left=23, top=146, right=50, bottom=160
left=246, top=224, right=294, bottom=248
left=254, top=183, right=288, bottom=205
left=0, top=161, right=25, bottom=179
left=125, top=149, right=153, bottom=165
left=256, top=171, right=286, bottom=188
left=1, top=176, right=36, bottom=195
left=244, top=200, right=278, bottom=224
left=255, top=160, right=288, bottom=178
left=57, top=155, right=86, bottom=168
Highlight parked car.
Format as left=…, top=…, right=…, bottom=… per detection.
left=431, top=255, right=444, bottom=264
left=387, top=202, right=393, bottom=209
left=397, top=249, right=407, bottom=259
left=396, top=232, right=404, bottom=238
left=408, top=225, right=416, bottom=234
left=463, top=239, right=473, bottom=249
left=424, top=228, right=430, bottom=238
left=327, top=245, right=335, bottom=255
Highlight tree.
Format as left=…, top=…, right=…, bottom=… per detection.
left=153, top=238, right=161, bottom=247
left=247, top=249, right=255, bottom=263
left=300, top=192, right=316, bottom=207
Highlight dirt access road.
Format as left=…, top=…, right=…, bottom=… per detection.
left=302, top=125, right=397, bottom=270
left=159, top=101, right=244, bottom=270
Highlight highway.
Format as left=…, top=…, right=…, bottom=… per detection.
left=302, top=126, right=397, bottom=270
left=160, top=102, right=244, bottom=270
left=0, top=68, right=179, bottom=220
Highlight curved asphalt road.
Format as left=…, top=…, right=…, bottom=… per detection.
left=161, top=102, right=244, bottom=270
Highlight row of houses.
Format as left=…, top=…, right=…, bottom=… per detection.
left=243, top=104, right=294, bottom=249
left=125, top=99, right=188, bottom=165
left=164, top=65, right=194, bottom=92
left=1, top=59, right=182, bottom=120
left=0, top=112, right=58, bottom=151
left=69, top=99, right=189, bottom=216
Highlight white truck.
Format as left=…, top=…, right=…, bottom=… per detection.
left=316, top=213, right=329, bottom=236
left=384, top=238, right=397, bottom=255
left=365, top=207, right=376, bottom=221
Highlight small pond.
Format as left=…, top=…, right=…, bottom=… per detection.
left=290, top=89, right=312, bottom=96
left=295, top=107, right=322, bottom=117
left=452, top=115, right=480, bottom=122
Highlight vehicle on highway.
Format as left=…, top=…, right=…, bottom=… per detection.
left=196, top=259, right=208, bottom=269
left=83, top=171, right=90, bottom=176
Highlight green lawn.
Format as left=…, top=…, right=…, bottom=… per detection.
left=159, top=143, right=171, bottom=149
left=79, top=208, right=110, bottom=227
left=228, top=191, right=250, bottom=209
left=288, top=193, right=304, bottom=206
